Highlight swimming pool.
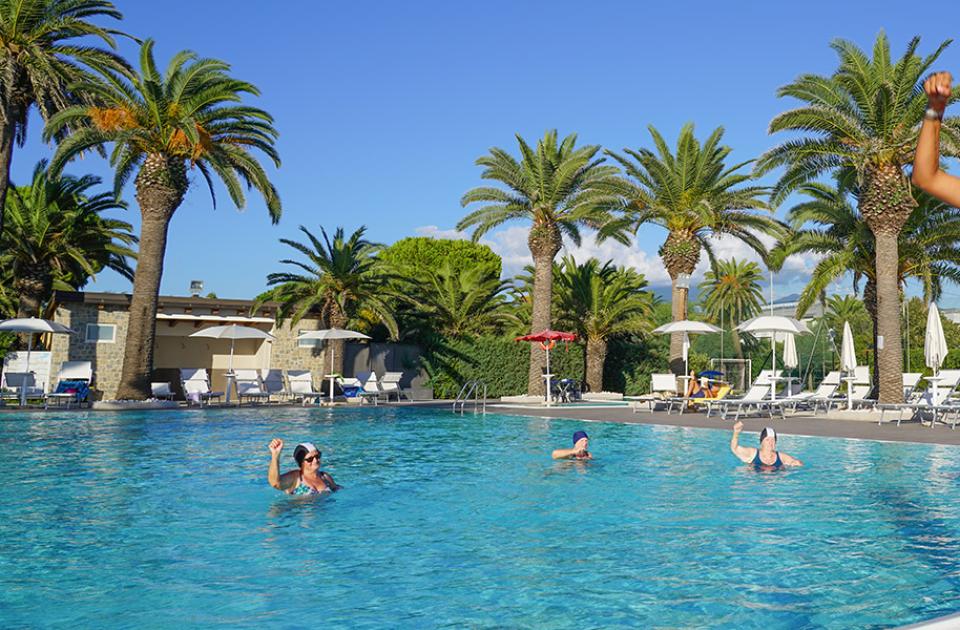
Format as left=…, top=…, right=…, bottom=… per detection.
left=2, top=406, right=959, bottom=628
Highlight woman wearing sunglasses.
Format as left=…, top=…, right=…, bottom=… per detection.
left=267, top=438, right=341, bottom=495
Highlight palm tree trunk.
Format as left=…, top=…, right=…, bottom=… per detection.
left=14, top=273, right=49, bottom=319
left=669, top=278, right=689, bottom=375
left=730, top=325, right=745, bottom=360
left=585, top=336, right=607, bottom=393
left=864, top=278, right=879, bottom=400
left=115, top=155, right=187, bottom=400
left=0, top=117, right=16, bottom=239
left=874, top=233, right=903, bottom=404
left=329, top=310, right=348, bottom=376
left=526, top=223, right=562, bottom=396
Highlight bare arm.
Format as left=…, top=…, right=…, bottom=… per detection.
left=552, top=447, right=578, bottom=460
left=321, top=471, right=342, bottom=491
left=730, top=422, right=755, bottom=463
left=267, top=438, right=298, bottom=492
left=779, top=452, right=804, bottom=467
left=913, top=72, right=960, bottom=206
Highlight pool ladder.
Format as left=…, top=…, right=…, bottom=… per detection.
left=453, top=380, right=487, bottom=414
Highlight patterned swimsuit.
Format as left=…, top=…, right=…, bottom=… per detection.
left=292, top=473, right=330, bottom=496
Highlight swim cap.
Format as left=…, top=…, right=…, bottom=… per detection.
left=293, top=442, right=319, bottom=465
left=759, top=427, right=777, bottom=443
left=572, top=430, right=589, bottom=445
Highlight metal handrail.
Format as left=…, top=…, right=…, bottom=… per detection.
left=453, top=380, right=487, bottom=414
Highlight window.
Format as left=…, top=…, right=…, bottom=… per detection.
left=85, top=323, right=116, bottom=343
left=297, top=329, right=322, bottom=348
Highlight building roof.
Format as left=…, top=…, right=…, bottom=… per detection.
left=53, top=291, right=282, bottom=321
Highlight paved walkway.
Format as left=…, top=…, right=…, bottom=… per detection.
left=478, top=404, right=960, bottom=446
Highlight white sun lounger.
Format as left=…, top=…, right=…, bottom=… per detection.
left=287, top=370, right=323, bottom=405
left=234, top=369, right=270, bottom=405
left=151, top=382, right=175, bottom=400
left=356, top=371, right=386, bottom=405
left=782, top=371, right=841, bottom=412
left=381, top=371, right=405, bottom=401
left=878, top=369, right=960, bottom=426
left=630, top=373, right=678, bottom=413
left=46, top=361, right=93, bottom=408
left=180, top=368, right=223, bottom=407
left=261, top=369, right=286, bottom=402
left=0, top=372, right=46, bottom=406
left=716, top=380, right=784, bottom=421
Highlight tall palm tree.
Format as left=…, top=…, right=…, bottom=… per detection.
left=0, top=0, right=130, bottom=237
left=396, top=260, right=515, bottom=338
left=604, top=123, right=785, bottom=374
left=554, top=256, right=654, bottom=392
left=771, top=181, right=960, bottom=388
left=45, top=40, right=282, bottom=399
left=698, top=258, right=765, bottom=360
left=458, top=130, right=624, bottom=395
left=757, top=32, right=960, bottom=403
left=0, top=159, right=135, bottom=318
left=259, top=226, right=398, bottom=374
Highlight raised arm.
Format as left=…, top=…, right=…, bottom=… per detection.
left=730, top=421, right=756, bottom=463
left=913, top=72, right=960, bottom=206
left=267, top=438, right=298, bottom=492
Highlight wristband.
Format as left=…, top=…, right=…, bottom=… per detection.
left=925, top=107, right=944, bottom=121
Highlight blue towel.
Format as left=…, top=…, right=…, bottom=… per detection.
left=55, top=380, right=90, bottom=402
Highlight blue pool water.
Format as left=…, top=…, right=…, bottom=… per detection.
left=2, top=407, right=960, bottom=629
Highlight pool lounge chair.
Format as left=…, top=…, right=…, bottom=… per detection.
left=356, top=371, right=387, bottom=405
left=0, top=372, right=46, bottom=407
left=180, top=368, right=224, bottom=407
left=782, top=371, right=841, bottom=413
left=261, top=369, right=286, bottom=402
left=878, top=369, right=960, bottom=426
left=151, top=382, right=175, bottom=400
left=715, top=380, right=784, bottom=421
left=46, top=361, right=93, bottom=408
left=381, top=371, right=405, bottom=401
left=667, top=383, right=733, bottom=415
left=630, top=373, right=678, bottom=412
left=287, top=370, right=323, bottom=405
left=234, top=369, right=270, bottom=405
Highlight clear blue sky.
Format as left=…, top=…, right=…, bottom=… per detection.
left=14, top=1, right=960, bottom=304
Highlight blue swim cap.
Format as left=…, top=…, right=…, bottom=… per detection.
left=572, top=430, right=589, bottom=445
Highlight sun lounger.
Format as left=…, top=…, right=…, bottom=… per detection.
left=715, top=381, right=784, bottom=421
left=630, top=373, right=678, bottom=413
left=180, top=368, right=223, bottom=406
left=381, top=371, right=405, bottom=401
left=356, top=371, right=386, bottom=405
left=878, top=369, right=960, bottom=426
left=234, top=369, right=270, bottom=405
left=261, top=369, right=286, bottom=402
left=46, top=361, right=93, bottom=408
left=287, top=370, right=323, bottom=405
left=0, top=372, right=46, bottom=406
left=151, top=382, right=175, bottom=400
left=783, top=371, right=841, bottom=412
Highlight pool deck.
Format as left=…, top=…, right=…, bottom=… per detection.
left=464, top=403, right=960, bottom=447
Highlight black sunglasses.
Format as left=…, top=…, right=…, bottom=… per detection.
left=303, top=452, right=321, bottom=463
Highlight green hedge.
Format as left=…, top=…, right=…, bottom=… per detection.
left=421, top=335, right=584, bottom=398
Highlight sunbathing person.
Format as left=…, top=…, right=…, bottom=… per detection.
left=686, top=371, right=722, bottom=398
left=729, top=421, right=803, bottom=470
left=552, top=430, right=593, bottom=460
left=913, top=71, right=960, bottom=206
left=267, top=438, right=341, bottom=495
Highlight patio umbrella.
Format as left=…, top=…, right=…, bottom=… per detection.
left=297, top=328, right=372, bottom=402
left=515, top=330, right=577, bottom=406
left=651, top=320, right=722, bottom=388
left=840, top=321, right=858, bottom=410
left=737, top=315, right=810, bottom=401
left=0, top=318, right=76, bottom=406
left=925, top=302, right=949, bottom=404
left=190, top=325, right=276, bottom=373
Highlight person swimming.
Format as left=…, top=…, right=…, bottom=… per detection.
left=552, top=430, right=593, bottom=460
left=267, top=438, right=341, bottom=495
left=729, top=421, right=802, bottom=470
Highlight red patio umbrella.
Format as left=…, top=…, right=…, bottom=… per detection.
left=515, top=330, right=577, bottom=404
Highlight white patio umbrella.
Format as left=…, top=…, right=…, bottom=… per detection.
left=0, top=318, right=76, bottom=406
left=297, top=328, right=372, bottom=402
left=840, top=321, right=858, bottom=410
left=737, top=315, right=810, bottom=400
left=190, top=325, right=276, bottom=403
left=925, top=302, right=949, bottom=404
left=651, top=320, right=722, bottom=380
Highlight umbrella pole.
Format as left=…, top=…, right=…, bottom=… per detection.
left=329, top=342, right=335, bottom=404
left=21, top=335, right=33, bottom=407
left=545, top=345, right=551, bottom=406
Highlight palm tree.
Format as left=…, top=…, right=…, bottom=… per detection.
left=458, top=130, right=623, bottom=395
left=757, top=32, right=960, bottom=403
left=396, top=260, right=516, bottom=338
left=0, top=0, right=130, bottom=237
left=604, top=123, right=785, bottom=374
left=698, top=258, right=765, bottom=360
left=260, top=226, right=397, bottom=374
left=771, top=181, right=960, bottom=389
left=554, top=256, right=655, bottom=392
left=0, top=159, right=135, bottom=318
left=45, top=40, right=282, bottom=399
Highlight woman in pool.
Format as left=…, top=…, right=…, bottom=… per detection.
left=267, top=438, right=341, bottom=495
left=913, top=71, right=960, bottom=205
left=552, top=430, right=593, bottom=460
left=729, top=421, right=802, bottom=470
